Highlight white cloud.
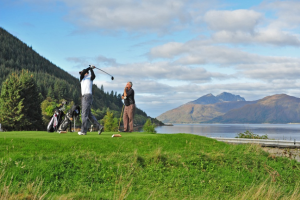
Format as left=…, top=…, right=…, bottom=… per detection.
left=62, top=0, right=200, bottom=34
left=149, top=41, right=275, bottom=65
left=105, top=61, right=234, bottom=83
left=239, top=61, right=300, bottom=81
left=95, top=55, right=118, bottom=66
left=18, top=0, right=300, bottom=47
left=149, top=42, right=185, bottom=59
left=176, top=55, right=206, bottom=65
left=211, top=28, right=300, bottom=46
left=66, top=55, right=119, bottom=68
left=19, top=0, right=222, bottom=34
left=204, top=9, right=263, bottom=32
left=201, top=6, right=300, bottom=46
left=260, top=0, right=300, bottom=29
left=255, top=29, right=300, bottom=46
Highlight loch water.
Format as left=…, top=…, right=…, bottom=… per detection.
left=155, top=124, right=300, bottom=141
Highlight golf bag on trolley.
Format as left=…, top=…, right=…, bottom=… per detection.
left=47, top=101, right=81, bottom=132
left=58, top=104, right=81, bottom=132
left=47, top=101, right=68, bottom=132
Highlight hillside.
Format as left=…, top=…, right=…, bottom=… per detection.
left=208, top=94, right=300, bottom=123
left=157, top=92, right=253, bottom=123
left=0, top=27, right=152, bottom=126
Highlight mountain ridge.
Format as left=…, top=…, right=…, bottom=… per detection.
left=189, top=92, right=245, bottom=105
left=157, top=92, right=253, bottom=123
left=208, top=94, right=300, bottom=123
left=157, top=93, right=300, bottom=124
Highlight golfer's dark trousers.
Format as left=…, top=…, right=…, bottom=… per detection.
left=81, top=94, right=100, bottom=134
left=123, top=104, right=135, bottom=132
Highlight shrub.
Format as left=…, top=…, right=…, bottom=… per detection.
left=102, top=109, right=118, bottom=132
left=143, top=118, right=156, bottom=133
left=235, top=130, right=268, bottom=139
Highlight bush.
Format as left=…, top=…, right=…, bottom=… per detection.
left=102, top=109, right=118, bottom=132
left=235, top=130, right=268, bottom=139
left=143, top=118, right=156, bottom=133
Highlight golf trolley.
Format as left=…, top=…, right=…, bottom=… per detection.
left=47, top=101, right=80, bottom=133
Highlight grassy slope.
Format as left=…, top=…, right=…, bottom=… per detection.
left=0, top=132, right=300, bottom=199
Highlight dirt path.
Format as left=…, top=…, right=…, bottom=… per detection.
left=262, top=147, right=300, bottom=162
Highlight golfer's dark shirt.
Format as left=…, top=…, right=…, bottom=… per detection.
left=123, top=88, right=135, bottom=106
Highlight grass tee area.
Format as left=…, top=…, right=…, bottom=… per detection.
left=0, top=131, right=300, bottom=199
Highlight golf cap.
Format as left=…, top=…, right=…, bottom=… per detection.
left=79, top=70, right=89, bottom=75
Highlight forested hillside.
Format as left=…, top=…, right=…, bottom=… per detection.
left=0, top=28, right=81, bottom=102
left=0, top=27, right=155, bottom=126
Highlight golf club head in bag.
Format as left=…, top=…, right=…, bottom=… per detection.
left=58, top=105, right=81, bottom=132
left=47, top=108, right=64, bottom=132
left=46, top=101, right=68, bottom=132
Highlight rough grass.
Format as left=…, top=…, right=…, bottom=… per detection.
left=0, top=131, right=300, bottom=199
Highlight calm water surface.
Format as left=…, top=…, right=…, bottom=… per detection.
left=155, top=124, right=300, bottom=140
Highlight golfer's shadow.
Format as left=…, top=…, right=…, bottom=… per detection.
left=137, top=156, right=146, bottom=168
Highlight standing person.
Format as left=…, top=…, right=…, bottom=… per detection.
left=122, top=82, right=135, bottom=132
left=78, top=65, right=104, bottom=135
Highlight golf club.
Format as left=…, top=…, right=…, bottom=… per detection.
left=89, top=65, right=114, bottom=80
left=118, top=104, right=125, bottom=132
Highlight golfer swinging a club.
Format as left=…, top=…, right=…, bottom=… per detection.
left=121, top=82, right=135, bottom=132
left=78, top=65, right=104, bottom=135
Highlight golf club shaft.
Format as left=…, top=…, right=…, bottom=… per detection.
left=118, top=104, right=125, bottom=132
left=95, top=67, right=113, bottom=77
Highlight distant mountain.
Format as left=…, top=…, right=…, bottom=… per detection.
left=157, top=101, right=255, bottom=123
left=208, top=94, right=300, bottom=123
left=190, top=92, right=245, bottom=105
left=216, top=92, right=245, bottom=102
left=190, top=93, right=220, bottom=105
left=157, top=93, right=300, bottom=124
left=157, top=92, right=253, bottom=123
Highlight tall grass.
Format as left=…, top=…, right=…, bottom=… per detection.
left=0, top=131, right=300, bottom=199
left=0, top=170, right=49, bottom=200
left=234, top=180, right=300, bottom=200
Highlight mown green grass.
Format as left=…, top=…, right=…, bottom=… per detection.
left=0, top=131, right=300, bottom=199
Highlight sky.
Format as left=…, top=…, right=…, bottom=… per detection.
left=1, top=0, right=300, bottom=117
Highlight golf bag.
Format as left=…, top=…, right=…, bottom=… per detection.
left=58, top=105, right=80, bottom=132
left=47, top=101, right=68, bottom=132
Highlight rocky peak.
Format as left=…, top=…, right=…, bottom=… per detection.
left=190, top=92, right=246, bottom=105
left=216, top=92, right=245, bottom=102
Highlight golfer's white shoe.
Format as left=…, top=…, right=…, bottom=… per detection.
left=98, top=126, right=104, bottom=135
left=78, top=132, right=86, bottom=135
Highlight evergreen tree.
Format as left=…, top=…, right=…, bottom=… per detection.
left=0, top=73, right=24, bottom=130
left=47, top=87, right=54, bottom=99
left=19, top=71, right=44, bottom=130
left=0, top=71, right=43, bottom=130
left=102, top=109, right=118, bottom=132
